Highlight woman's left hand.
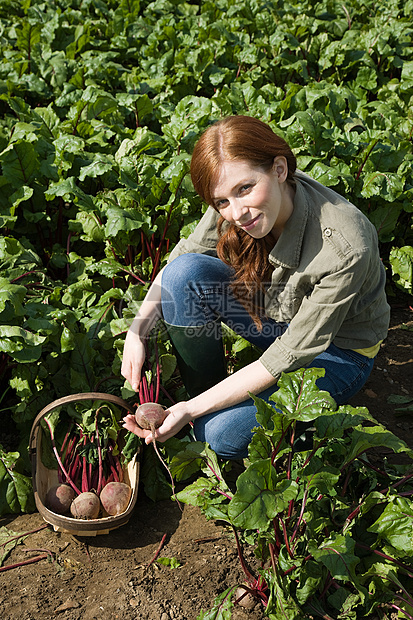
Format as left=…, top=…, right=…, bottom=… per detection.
left=122, top=402, right=193, bottom=444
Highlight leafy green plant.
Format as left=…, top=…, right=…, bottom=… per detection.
left=0, top=446, right=35, bottom=516
left=172, top=368, right=413, bottom=619
left=156, top=556, right=182, bottom=569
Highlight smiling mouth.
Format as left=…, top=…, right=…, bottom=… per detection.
left=239, top=214, right=261, bottom=230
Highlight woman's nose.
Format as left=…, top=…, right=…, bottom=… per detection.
left=230, top=199, right=248, bottom=221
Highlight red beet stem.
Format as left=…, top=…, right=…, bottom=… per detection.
left=0, top=554, right=49, bottom=573
left=95, top=408, right=104, bottom=495
left=43, top=417, right=81, bottom=496
left=148, top=422, right=182, bottom=512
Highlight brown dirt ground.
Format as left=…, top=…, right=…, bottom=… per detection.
left=0, top=302, right=412, bottom=620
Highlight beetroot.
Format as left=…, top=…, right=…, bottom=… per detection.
left=46, top=483, right=75, bottom=515
left=70, top=491, right=101, bottom=519
left=235, top=586, right=255, bottom=609
left=100, top=482, right=131, bottom=516
left=135, top=402, right=167, bottom=433
left=135, top=402, right=168, bottom=466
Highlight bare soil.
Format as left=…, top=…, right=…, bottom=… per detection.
left=1, top=303, right=412, bottom=620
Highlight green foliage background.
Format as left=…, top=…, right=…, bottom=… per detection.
left=0, top=0, right=412, bottom=471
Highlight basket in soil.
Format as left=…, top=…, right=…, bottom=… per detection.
left=29, top=392, right=141, bottom=537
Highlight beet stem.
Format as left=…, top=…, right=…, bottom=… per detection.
left=69, top=452, right=81, bottom=486
left=155, top=338, right=160, bottom=403
left=82, top=436, right=88, bottom=493
left=0, top=554, right=49, bottom=572
left=150, top=424, right=182, bottom=512
left=0, top=524, right=48, bottom=549
left=95, top=409, right=104, bottom=495
left=108, top=451, right=120, bottom=482
left=146, top=533, right=167, bottom=567
left=43, top=417, right=81, bottom=495
left=58, top=424, right=74, bottom=483
left=143, top=375, right=150, bottom=403
left=139, top=382, right=144, bottom=405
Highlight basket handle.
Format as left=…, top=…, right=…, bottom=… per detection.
left=29, top=392, right=134, bottom=453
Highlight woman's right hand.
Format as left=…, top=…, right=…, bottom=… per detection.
left=121, top=267, right=164, bottom=391
left=121, top=328, right=146, bottom=392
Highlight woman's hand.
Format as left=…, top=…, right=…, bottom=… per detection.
left=120, top=268, right=164, bottom=391
left=122, top=402, right=193, bottom=444
left=121, top=330, right=146, bottom=392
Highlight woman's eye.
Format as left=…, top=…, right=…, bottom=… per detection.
left=240, top=184, right=252, bottom=193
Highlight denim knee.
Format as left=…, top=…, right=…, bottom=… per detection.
left=193, top=415, right=251, bottom=460
left=161, top=254, right=231, bottom=325
left=161, top=255, right=196, bottom=324
left=162, top=253, right=230, bottom=289
left=162, top=254, right=195, bottom=297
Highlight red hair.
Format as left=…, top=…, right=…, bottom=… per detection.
left=190, top=116, right=297, bottom=328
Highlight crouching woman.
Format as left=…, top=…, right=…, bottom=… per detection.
left=121, top=115, right=390, bottom=460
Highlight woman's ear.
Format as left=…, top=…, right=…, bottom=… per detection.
left=272, top=156, right=288, bottom=183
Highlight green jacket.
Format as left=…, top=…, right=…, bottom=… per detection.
left=168, top=170, right=390, bottom=380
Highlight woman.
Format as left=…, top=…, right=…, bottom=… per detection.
left=122, top=116, right=390, bottom=459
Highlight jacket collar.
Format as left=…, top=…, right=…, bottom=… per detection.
left=268, top=176, right=309, bottom=269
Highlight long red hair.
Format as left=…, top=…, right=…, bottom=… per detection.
left=190, top=116, right=297, bottom=328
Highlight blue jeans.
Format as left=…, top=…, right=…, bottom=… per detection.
left=161, top=254, right=375, bottom=459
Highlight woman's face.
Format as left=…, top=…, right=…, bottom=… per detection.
left=210, top=158, right=294, bottom=241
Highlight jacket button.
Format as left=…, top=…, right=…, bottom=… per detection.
left=324, top=228, right=332, bottom=237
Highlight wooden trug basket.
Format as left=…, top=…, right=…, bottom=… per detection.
left=29, top=392, right=141, bottom=537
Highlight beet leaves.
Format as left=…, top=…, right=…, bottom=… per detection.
left=171, top=368, right=413, bottom=620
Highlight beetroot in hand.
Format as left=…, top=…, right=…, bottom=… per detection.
left=135, top=402, right=167, bottom=433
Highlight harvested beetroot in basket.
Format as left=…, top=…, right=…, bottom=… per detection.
left=41, top=399, right=140, bottom=520
left=45, top=483, right=75, bottom=515
left=100, top=482, right=132, bottom=516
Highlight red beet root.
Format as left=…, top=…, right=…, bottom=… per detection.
left=135, top=402, right=167, bottom=433
left=100, top=482, right=131, bottom=516
left=235, top=586, right=256, bottom=609
left=135, top=402, right=168, bottom=464
left=46, top=483, right=75, bottom=515
left=70, top=491, right=101, bottom=519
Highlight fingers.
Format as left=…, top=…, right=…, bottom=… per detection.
left=121, top=368, right=140, bottom=393
left=146, top=407, right=189, bottom=444
left=122, top=414, right=168, bottom=445
left=122, top=412, right=170, bottom=445
left=130, top=372, right=141, bottom=393
left=122, top=414, right=150, bottom=440
left=121, top=338, right=145, bottom=392
left=122, top=406, right=189, bottom=446
left=120, top=347, right=144, bottom=392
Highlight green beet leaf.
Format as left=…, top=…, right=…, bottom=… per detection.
left=309, top=533, right=361, bottom=583
left=0, top=140, right=40, bottom=188
left=264, top=569, right=304, bottom=620
left=343, top=425, right=413, bottom=468
left=228, top=461, right=298, bottom=530
left=0, top=448, right=35, bottom=516
left=269, top=368, right=337, bottom=422
left=390, top=246, right=413, bottom=294
left=196, top=587, right=233, bottom=620
left=368, top=498, right=413, bottom=555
